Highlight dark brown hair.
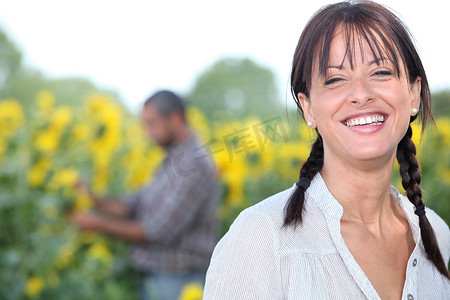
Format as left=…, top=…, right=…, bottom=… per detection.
left=285, top=0, right=449, bottom=279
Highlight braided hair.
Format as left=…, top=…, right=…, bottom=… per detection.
left=397, top=126, right=449, bottom=277
left=284, top=135, right=323, bottom=225
left=284, top=1, right=449, bottom=279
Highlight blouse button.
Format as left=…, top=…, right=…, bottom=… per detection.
left=407, top=294, right=414, bottom=300
left=412, top=258, right=417, bottom=267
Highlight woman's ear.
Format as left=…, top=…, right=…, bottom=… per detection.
left=298, top=92, right=316, bottom=128
left=410, top=77, right=421, bottom=115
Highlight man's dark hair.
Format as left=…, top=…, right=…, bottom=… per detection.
left=144, top=90, right=186, bottom=120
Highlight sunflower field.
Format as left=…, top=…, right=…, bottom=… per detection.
left=0, top=91, right=449, bottom=300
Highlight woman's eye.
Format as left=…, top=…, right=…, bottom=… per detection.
left=324, top=77, right=343, bottom=85
left=374, top=69, right=393, bottom=77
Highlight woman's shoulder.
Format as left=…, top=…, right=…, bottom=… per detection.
left=425, top=206, right=450, bottom=260
left=395, top=190, right=450, bottom=260
left=204, top=188, right=292, bottom=298
left=219, top=186, right=295, bottom=243
left=221, top=183, right=336, bottom=255
left=396, top=191, right=449, bottom=234
left=239, top=185, right=295, bottom=222
left=425, top=206, right=450, bottom=236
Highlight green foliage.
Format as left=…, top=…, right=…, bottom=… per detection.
left=0, top=27, right=121, bottom=112
left=0, top=29, right=22, bottom=78
left=432, top=89, right=450, bottom=117
left=189, top=57, right=283, bottom=122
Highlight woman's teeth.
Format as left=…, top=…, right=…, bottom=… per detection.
left=345, top=115, right=385, bottom=127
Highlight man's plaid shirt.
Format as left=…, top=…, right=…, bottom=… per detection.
left=125, top=133, right=219, bottom=273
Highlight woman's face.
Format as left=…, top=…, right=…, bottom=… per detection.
left=298, top=30, right=421, bottom=167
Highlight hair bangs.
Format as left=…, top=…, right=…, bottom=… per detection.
left=316, top=20, right=402, bottom=79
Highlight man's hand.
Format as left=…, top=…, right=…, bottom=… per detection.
left=73, top=179, right=129, bottom=218
left=74, top=179, right=95, bottom=198
left=68, top=212, right=102, bottom=231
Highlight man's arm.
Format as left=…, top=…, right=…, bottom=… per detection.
left=76, top=180, right=130, bottom=218
left=69, top=212, right=149, bottom=243
left=92, top=196, right=130, bottom=218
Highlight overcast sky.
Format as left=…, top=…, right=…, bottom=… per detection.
left=0, top=0, right=448, bottom=113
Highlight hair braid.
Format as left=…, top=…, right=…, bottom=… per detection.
left=396, top=125, right=450, bottom=279
left=284, top=135, right=324, bottom=227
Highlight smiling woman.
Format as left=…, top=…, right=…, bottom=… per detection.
left=204, top=1, right=450, bottom=299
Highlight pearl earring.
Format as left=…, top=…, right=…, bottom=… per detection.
left=412, top=108, right=419, bottom=115
left=307, top=121, right=313, bottom=128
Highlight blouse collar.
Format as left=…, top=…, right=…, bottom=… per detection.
left=306, top=172, right=421, bottom=244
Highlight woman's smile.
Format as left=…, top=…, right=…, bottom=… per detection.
left=343, top=114, right=385, bottom=127
left=341, top=111, right=388, bottom=135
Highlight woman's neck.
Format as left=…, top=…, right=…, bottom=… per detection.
left=320, top=153, right=397, bottom=227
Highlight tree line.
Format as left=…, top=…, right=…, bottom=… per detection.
left=1, top=27, right=448, bottom=120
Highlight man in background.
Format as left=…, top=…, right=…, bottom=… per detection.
left=70, top=90, right=219, bottom=300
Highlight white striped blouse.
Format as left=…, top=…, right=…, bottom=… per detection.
left=204, top=173, right=450, bottom=299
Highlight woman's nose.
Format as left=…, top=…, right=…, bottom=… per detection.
left=347, top=78, right=374, bottom=106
